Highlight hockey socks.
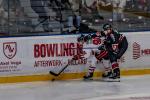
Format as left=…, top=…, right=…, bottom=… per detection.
left=83, top=66, right=96, bottom=80
left=111, top=62, right=120, bottom=79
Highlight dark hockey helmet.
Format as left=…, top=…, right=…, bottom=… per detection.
left=84, top=34, right=92, bottom=42
left=103, top=23, right=112, bottom=31
left=77, top=34, right=85, bottom=42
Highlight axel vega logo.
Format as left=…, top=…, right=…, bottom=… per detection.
left=133, top=42, right=150, bottom=59
left=3, top=42, right=17, bottom=59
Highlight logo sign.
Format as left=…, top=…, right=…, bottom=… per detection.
left=132, top=42, right=141, bottom=59
left=3, top=42, right=17, bottom=59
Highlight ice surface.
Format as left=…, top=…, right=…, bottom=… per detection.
left=0, top=75, right=150, bottom=100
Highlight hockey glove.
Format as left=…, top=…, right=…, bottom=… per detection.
left=98, top=45, right=106, bottom=50
left=72, top=54, right=85, bottom=60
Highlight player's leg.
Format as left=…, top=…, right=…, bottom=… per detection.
left=83, top=55, right=97, bottom=80
left=108, top=36, right=128, bottom=80
left=83, top=65, right=96, bottom=80
left=95, top=50, right=112, bottom=79
left=110, top=61, right=120, bottom=79
left=101, top=59, right=112, bottom=78
left=109, top=55, right=120, bottom=80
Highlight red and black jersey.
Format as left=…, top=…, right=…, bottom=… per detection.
left=105, top=30, right=128, bottom=60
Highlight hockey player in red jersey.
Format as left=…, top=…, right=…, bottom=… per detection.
left=83, top=32, right=105, bottom=80
left=83, top=31, right=113, bottom=81
left=72, top=32, right=103, bottom=80
left=74, top=32, right=109, bottom=80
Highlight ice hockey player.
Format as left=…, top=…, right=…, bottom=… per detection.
left=83, top=32, right=104, bottom=80
left=73, top=24, right=128, bottom=81
left=73, top=32, right=106, bottom=80
left=101, top=23, right=128, bottom=81
left=81, top=32, right=112, bottom=81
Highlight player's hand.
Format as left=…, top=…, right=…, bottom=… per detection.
left=98, top=45, right=106, bottom=50
left=72, top=55, right=85, bottom=60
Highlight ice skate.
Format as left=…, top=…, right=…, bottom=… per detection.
left=104, top=68, right=120, bottom=82
left=102, top=70, right=113, bottom=78
left=83, top=72, right=93, bottom=81
left=101, top=68, right=120, bottom=82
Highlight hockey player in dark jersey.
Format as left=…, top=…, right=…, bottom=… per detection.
left=101, top=23, right=128, bottom=81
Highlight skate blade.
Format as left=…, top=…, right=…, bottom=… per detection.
left=83, top=78, right=93, bottom=81
left=101, top=78, right=120, bottom=82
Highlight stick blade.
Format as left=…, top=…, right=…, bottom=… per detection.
left=49, top=71, right=59, bottom=76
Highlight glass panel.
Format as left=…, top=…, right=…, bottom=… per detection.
left=0, top=0, right=150, bottom=37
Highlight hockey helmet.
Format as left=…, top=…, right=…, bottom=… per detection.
left=103, top=23, right=112, bottom=31
left=84, top=34, right=92, bottom=42
left=77, top=34, right=85, bottom=42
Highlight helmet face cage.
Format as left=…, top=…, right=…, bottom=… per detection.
left=77, top=35, right=84, bottom=42
left=84, top=34, right=91, bottom=41
left=85, top=35, right=92, bottom=44
left=103, top=24, right=112, bottom=31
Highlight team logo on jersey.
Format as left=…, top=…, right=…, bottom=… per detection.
left=132, top=42, right=141, bottom=59
left=3, top=42, right=17, bottom=59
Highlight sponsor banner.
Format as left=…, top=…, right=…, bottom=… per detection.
left=0, top=35, right=88, bottom=76
left=0, top=32, right=150, bottom=76
left=120, top=32, right=150, bottom=69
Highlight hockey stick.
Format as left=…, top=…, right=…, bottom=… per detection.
left=49, top=45, right=103, bottom=76
left=32, top=16, right=61, bottom=30
left=32, top=18, right=48, bottom=29
left=49, top=63, right=69, bottom=76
